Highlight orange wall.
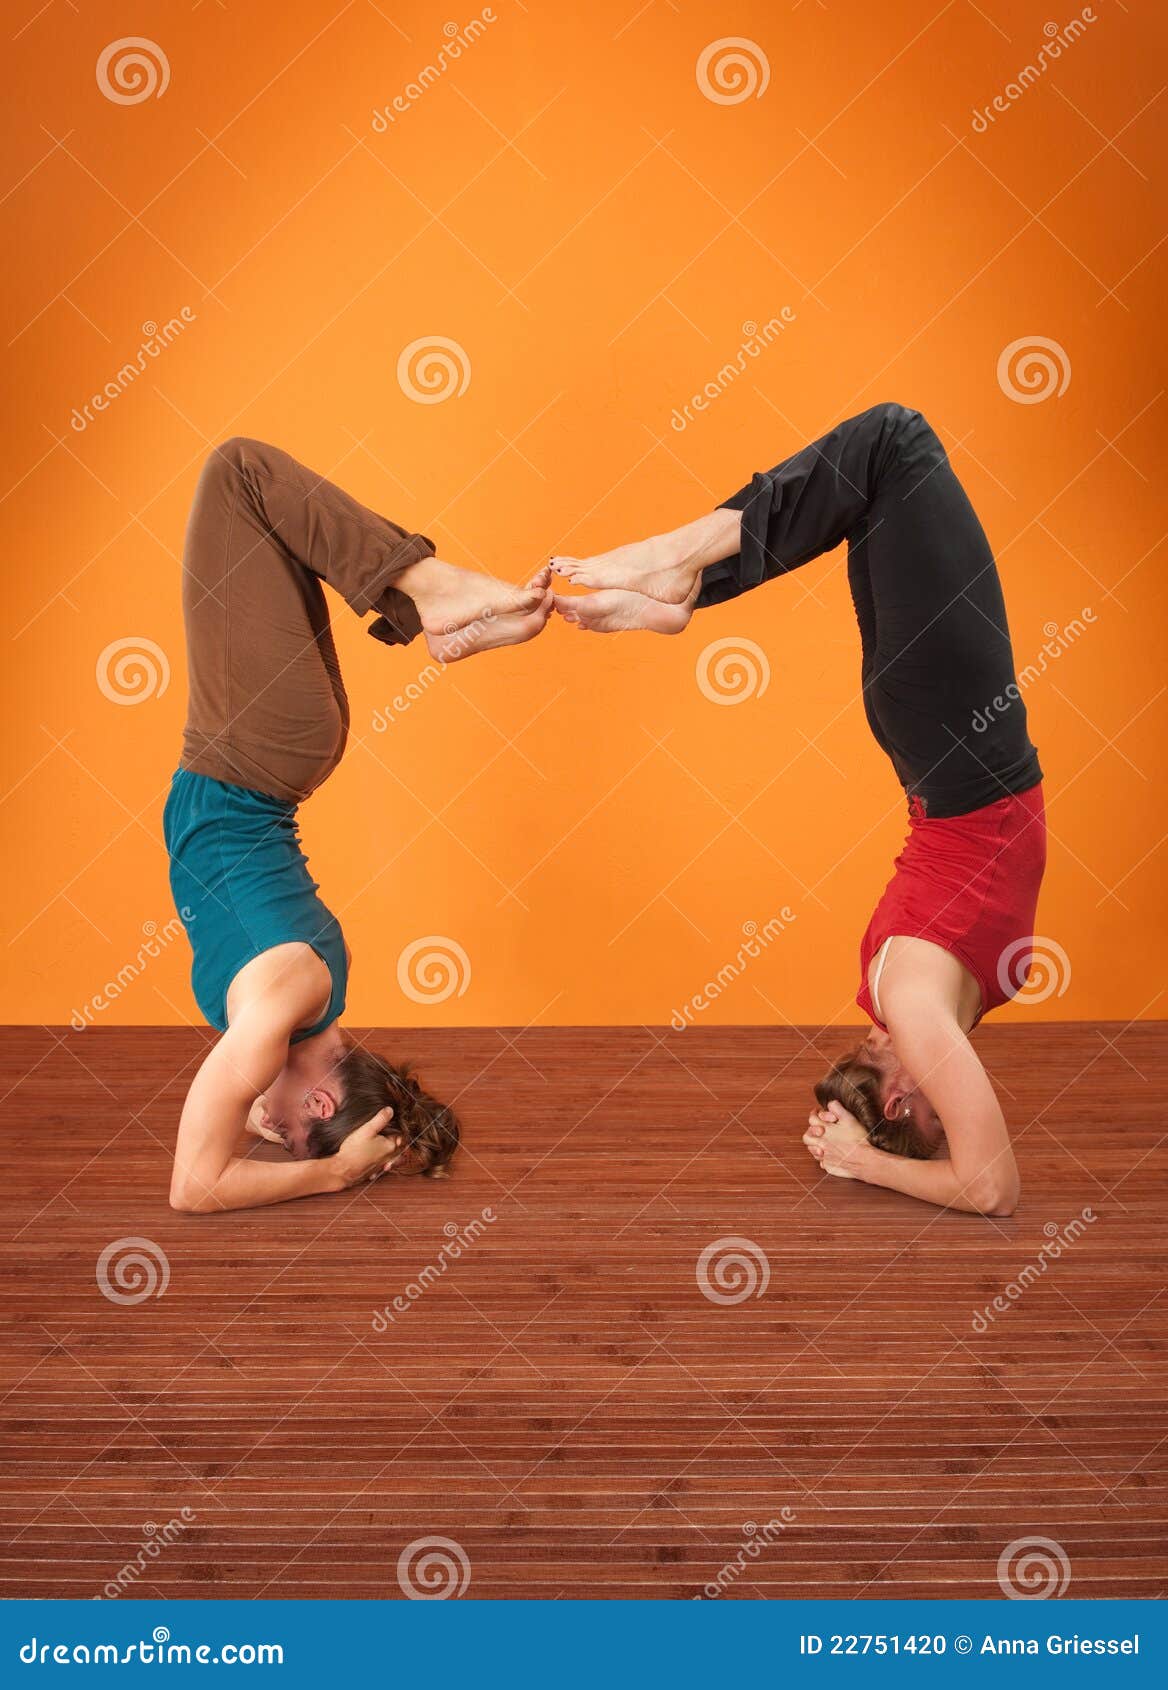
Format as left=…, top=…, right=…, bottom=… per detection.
left=2, top=0, right=1165, bottom=1030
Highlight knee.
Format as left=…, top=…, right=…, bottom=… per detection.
left=867, top=400, right=930, bottom=436
left=866, top=401, right=941, bottom=469
left=204, top=436, right=267, bottom=485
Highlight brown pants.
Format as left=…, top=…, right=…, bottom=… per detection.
left=180, top=438, right=432, bottom=803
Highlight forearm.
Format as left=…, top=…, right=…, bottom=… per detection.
left=172, top=1154, right=341, bottom=1214
left=857, top=1148, right=1018, bottom=1216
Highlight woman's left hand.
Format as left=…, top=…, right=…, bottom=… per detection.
left=804, top=1104, right=871, bottom=1180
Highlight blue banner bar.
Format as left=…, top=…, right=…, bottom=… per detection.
left=1, top=1600, right=1164, bottom=1686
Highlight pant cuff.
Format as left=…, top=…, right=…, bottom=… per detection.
left=350, top=531, right=436, bottom=615
left=718, top=474, right=772, bottom=589
left=367, top=584, right=423, bottom=646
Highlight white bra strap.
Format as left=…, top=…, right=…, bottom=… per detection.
left=870, top=936, right=893, bottom=1022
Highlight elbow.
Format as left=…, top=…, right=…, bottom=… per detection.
left=967, top=1174, right=1019, bottom=1217
left=169, top=1183, right=208, bottom=1215
left=985, top=1191, right=1018, bottom=1218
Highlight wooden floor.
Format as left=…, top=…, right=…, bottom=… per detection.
left=1, top=1022, right=1165, bottom=1600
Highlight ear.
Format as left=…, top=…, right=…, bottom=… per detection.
left=882, top=1089, right=907, bottom=1123
left=303, top=1086, right=339, bottom=1122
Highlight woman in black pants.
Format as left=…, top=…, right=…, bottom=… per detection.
left=552, top=404, right=1046, bottom=1216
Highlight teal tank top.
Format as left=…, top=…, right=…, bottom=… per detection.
left=163, top=768, right=348, bottom=1040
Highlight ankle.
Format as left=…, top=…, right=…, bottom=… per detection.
left=676, top=508, right=741, bottom=568
left=393, top=552, right=446, bottom=609
left=658, top=524, right=700, bottom=571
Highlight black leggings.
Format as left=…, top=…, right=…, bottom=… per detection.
left=697, top=403, right=1041, bottom=818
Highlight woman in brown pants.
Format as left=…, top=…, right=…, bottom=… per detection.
left=165, top=437, right=552, bottom=1214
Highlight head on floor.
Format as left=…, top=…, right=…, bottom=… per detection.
left=258, top=1030, right=461, bottom=1176
left=814, top=1029, right=945, bottom=1159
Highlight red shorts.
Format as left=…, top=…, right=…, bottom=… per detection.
left=857, top=782, right=1047, bottom=1030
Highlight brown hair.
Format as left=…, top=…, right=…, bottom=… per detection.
left=814, top=1048, right=933, bottom=1160
left=308, top=1044, right=461, bottom=1177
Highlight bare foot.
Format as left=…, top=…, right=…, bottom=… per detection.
left=397, top=556, right=549, bottom=635
left=425, top=581, right=554, bottom=664
left=550, top=509, right=741, bottom=604
left=552, top=587, right=695, bottom=635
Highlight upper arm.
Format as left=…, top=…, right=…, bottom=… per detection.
left=885, top=995, right=1018, bottom=1212
left=171, top=1009, right=291, bottom=1208
left=878, top=942, right=1017, bottom=1210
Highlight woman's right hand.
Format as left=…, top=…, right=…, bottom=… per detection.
left=804, top=1105, right=870, bottom=1180
left=331, top=1108, right=403, bottom=1187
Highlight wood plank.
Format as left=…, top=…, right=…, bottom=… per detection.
left=1, top=1023, right=1164, bottom=1599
